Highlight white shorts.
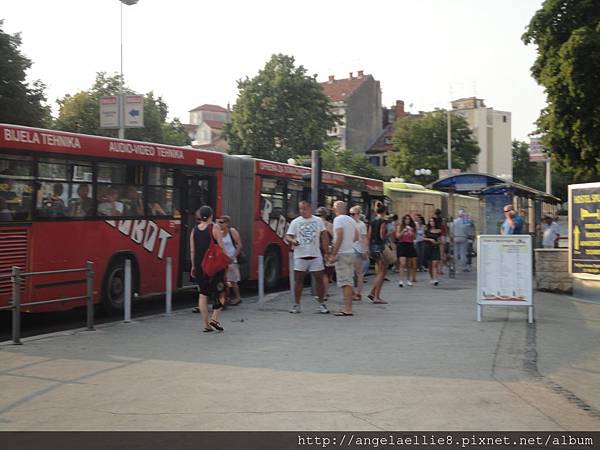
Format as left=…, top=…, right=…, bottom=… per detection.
left=294, top=256, right=324, bottom=272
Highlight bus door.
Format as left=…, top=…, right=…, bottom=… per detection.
left=179, top=173, right=214, bottom=285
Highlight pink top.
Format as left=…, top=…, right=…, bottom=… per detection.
left=398, top=226, right=415, bottom=243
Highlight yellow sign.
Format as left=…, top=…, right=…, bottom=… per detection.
left=580, top=208, right=600, bottom=220
left=573, top=226, right=580, bottom=250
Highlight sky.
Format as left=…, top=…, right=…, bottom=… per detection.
left=2, top=0, right=546, bottom=141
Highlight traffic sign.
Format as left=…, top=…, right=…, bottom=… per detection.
left=124, top=95, right=144, bottom=128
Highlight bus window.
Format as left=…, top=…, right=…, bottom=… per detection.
left=37, top=159, right=69, bottom=218
left=0, top=155, right=34, bottom=222
left=96, top=163, right=143, bottom=217
left=324, top=186, right=346, bottom=209
left=147, top=166, right=178, bottom=216
left=286, top=181, right=304, bottom=221
left=260, top=178, right=284, bottom=223
left=98, top=163, right=126, bottom=184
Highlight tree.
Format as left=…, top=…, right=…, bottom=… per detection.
left=389, top=111, right=480, bottom=185
left=0, top=20, right=51, bottom=127
left=512, top=140, right=545, bottom=191
left=522, top=0, right=600, bottom=181
left=55, top=72, right=190, bottom=146
left=224, top=54, right=337, bottom=162
left=296, top=141, right=383, bottom=180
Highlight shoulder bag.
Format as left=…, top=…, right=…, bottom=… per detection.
left=201, top=224, right=232, bottom=277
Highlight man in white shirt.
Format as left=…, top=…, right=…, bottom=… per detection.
left=285, top=200, right=329, bottom=314
left=330, top=201, right=358, bottom=316
left=542, top=214, right=560, bottom=248
left=350, top=205, right=368, bottom=301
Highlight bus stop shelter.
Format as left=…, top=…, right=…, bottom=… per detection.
left=429, top=173, right=560, bottom=235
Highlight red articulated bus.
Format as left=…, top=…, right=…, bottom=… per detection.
left=0, top=124, right=384, bottom=313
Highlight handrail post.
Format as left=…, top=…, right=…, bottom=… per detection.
left=124, top=259, right=132, bottom=323
left=86, top=261, right=95, bottom=331
left=258, top=255, right=265, bottom=310
left=11, top=266, right=22, bottom=345
left=165, top=257, right=172, bottom=316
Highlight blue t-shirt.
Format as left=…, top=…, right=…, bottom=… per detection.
left=501, top=214, right=524, bottom=235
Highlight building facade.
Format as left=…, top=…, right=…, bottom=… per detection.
left=320, top=71, right=382, bottom=154
left=451, top=97, right=512, bottom=180
left=185, top=104, right=231, bottom=151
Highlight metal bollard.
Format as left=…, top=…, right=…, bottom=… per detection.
left=258, top=255, right=265, bottom=309
left=165, top=257, right=172, bottom=315
left=86, top=261, right=95, bottom=331
left=288, top=252, right=295, bottom=299
left=124, top=259, right=132, bottom=323
left=11, top=266, right=22, bottom=345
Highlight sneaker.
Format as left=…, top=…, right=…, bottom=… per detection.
left=289, top=304, right=301, bottom=314
left=407, top=281, right=413, bottom=287
left=430, top=280, right=436, bottom=285
left=398, top=281, right=404, bottom=288
left=433, top=280, right=439, bottom=286
left=318, top=303, right=330, bottom=314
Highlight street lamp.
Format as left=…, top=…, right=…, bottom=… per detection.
left=119, top=0, right=139, bottom=139
left=414, top=169, right=432, bottom=177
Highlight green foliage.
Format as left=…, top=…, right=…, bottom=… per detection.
left=297, top=141, right=384, bottom=180
left=522, top=0, right=600, bottom=181
left=389, top=111, right=480, bottom=184
left=55, top=72, right=190, bottom=146
left=0, top=20, right=51, bottom=127
left=225, top=54, right=337, bottom=162
left=512, top=140, right=545, bottom=191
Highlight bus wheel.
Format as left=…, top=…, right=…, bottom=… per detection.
left=102, top=259, right=134, bottom=315
left=263, top=248, right=280, bottom=290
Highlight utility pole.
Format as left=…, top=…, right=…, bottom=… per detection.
left=311, top=150, right=321, bottom=207
left=447, top=109, right=452, bottom=172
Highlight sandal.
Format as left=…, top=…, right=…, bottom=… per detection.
left=372, top=299, right=388, bottom=304
left=367, top=294, right=375, bottom=302
left=209, top=320, right=224, bottom=331
left=334, top=311, right=354, bottom=316
left=192, top=307, right=200, bottom=313
left=352, top=294, right=362, bottom=301
left=203, top=327, right=213, bottom=333
left=229, top=299, right=242, bottom=306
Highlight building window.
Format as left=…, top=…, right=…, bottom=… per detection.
left=502, top=115, right=507, bottom=123
left=382, top=156, right=388, bottom=167
left=368, top=156, right=380, bottom=166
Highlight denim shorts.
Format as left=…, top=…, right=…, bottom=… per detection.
left=370, top=243, right=383, bottom=260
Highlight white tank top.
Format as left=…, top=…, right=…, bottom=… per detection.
left=222, top=231, right=236, bottom=259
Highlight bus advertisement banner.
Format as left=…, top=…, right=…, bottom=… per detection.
left=569, top=182, right=600, bottom=279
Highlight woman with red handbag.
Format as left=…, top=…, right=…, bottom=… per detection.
left=190, top=205, right=229, bottom=332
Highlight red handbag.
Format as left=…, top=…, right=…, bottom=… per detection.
left=201, top=224, right=232, bottom=277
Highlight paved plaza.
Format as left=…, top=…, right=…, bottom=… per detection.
left=1, top=271, right=599, bottom=430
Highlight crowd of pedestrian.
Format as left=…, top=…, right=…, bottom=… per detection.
left=190, top=199, right=559, bottom=332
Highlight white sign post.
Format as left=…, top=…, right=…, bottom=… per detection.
left=99, top=96, right=119, bottom=128
left=477, top=235, right=534, bottom=323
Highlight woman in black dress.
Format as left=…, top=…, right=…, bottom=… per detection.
left=190, top=205, right=227, bottom=332
left=424, top=216, right=442, bottom=286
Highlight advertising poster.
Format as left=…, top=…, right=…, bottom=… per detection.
left=569, top=183, right=600, bottom=279
left=477, top=235, right=533, bottom=306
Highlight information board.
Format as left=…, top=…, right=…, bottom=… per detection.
left=476, top=235, right=533, bottom=322
left=569, top=182, right=600, bottom=279
left=99, top=96, right=119, bottom=128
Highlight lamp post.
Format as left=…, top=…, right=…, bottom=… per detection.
left=447, top=109, right=452, bottom=172
left=119, top=0, right=139, bottom=139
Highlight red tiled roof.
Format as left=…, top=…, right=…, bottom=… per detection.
left=189, top=104, right=228, bottom=113
left=203, top=119, right=225, bottom=130
left=320, top=75, right=369, bottom=102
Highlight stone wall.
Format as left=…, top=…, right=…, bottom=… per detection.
left=535, top=248, right=572, bottom=293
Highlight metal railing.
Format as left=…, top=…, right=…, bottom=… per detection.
left=1, top=262, right=95, bottom=345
